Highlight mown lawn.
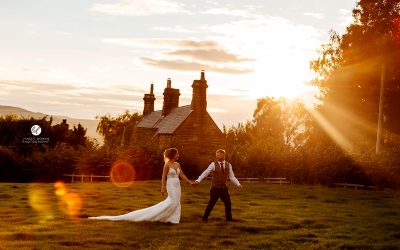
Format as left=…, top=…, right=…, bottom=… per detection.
left=0, top=181, right=399, bottom=250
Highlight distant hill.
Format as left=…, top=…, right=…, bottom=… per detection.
left=0, top=105, right=102, bottom=143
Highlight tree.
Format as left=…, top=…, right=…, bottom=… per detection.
left=225, top=97, right=312, bottom=177
left=249, top=97, right=311, bottom=149
left=96, top=111, right=142, bottom=157
left=0, top=146, right=21, bottom=181
left=0, top=116, right=91, bottom=182
left=310, top=0, right=400, bottom=149
left=68, top=124, right=87, bottom=147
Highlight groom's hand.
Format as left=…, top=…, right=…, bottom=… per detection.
left=192, top=181, right=199, bottom=187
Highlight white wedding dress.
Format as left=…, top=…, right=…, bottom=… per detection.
left=88, top=167, right=181, bottom=224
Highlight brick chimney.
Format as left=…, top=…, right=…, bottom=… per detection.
left=162, top=78, right=180, bottom=116
left=191, top=70, right=208, bottom=113
left=143, top=84, right=156, bottom=116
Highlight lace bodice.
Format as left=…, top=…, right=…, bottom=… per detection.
left=167, top=167, right=180, bottom=178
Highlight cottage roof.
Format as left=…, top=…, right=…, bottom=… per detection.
left=137, top=105, right=192, bottom=134
left=137, top=110, right=162, bottom=128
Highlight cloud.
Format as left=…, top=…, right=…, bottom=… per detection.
left=304, top=12, right=325, bottom=19
left=0, top=79, right=77, bottom=92
left=15, top=67, right=87, bottom=85
left=197, top=13, right=323, bottom=98
left=102, top=38, right=220, bottom=49
left=202, top=8, right=253, bottom=18
left=164, top=40, right=220, bottom=49
left=206, top=94, right=256, bottom=127
left=100, top=8, right=321, bottom=79
left=55, top=31, right=72, bottom=36
left=339, top=9, right=351, bottom=15
left=104, top=38, right=253, bottom=73
left=0, top=80, right=148, bottom=117
left=166, top=49, right=254, bottom=63
left=140, top=57, right=253, bottom=74
left=151, top=26, right=196, bottom=34
left=208, top=107, right=227, bottom=113
left=90, top=0, right=191, bottom=16
left=207, top=15, right=322, bottom=59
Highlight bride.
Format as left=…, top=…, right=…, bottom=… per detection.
left=88, top=148, right=193, bottom=224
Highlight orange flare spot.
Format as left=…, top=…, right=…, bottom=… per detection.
left=28, top=187, right=51, bottom=213
left=60, top=192, right=82, bottom=218
left=54, top=180, right=67, bottom=196
left=110, top=161, right=136, bottom=188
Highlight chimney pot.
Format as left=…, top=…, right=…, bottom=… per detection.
left=167, top=78, right=172, bottom=88
left=143, top=84, right=156, bottom=116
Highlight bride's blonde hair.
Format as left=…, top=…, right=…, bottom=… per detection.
left=163, top=148, right=178, bottom=163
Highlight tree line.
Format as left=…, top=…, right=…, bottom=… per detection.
left=0, top=115, right=89, bottom=182
left=224, top=97, right=400, bottom=188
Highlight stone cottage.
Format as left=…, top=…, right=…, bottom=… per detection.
left=135, top=71, right=229, bottom=170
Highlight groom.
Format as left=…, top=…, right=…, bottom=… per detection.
left=193, top=149, right=243, bottom=221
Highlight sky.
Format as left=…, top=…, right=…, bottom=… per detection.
left=0, top=0, right=357, bottom=127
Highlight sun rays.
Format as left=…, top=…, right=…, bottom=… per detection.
left=306, top=99, right=389, bottom=159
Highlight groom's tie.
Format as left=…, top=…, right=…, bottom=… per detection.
left=220, top=162, right=225, bottom=173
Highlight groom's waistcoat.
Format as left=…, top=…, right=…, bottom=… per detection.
left=211, top=161, right=230, bottom=188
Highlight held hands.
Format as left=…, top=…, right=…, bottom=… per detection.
left=191, top=181, right=199, bottom=187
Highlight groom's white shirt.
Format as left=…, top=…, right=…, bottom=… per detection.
left=196, top=161, right=241, bottom=187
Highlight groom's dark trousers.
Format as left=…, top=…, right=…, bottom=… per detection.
left=203, top=186, right=232, bottom=221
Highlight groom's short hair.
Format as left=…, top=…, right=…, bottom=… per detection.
left=216, top=149, right=226, bottom=154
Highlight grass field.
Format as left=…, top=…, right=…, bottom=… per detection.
left=0, top=181, right=400, bottom=250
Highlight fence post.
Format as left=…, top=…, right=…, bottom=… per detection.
left=81, top=174, right=83, bottom=183
left=91, top=174, right=93, bottom=182
left=72, top=175, right=74, bottom=183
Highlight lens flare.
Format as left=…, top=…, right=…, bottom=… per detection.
left=117, top=147, right=153, bottom=179
left=309, top=109, right=354, bottom=153
left=28, top=187, right=51, bottom=213
left=110, top=161, right=136, bottom=187
left=54, top=181, right=67, bottom=196
left=59, top=192, right=82, bottom=218
left=28, top=185, right=54, bottom=223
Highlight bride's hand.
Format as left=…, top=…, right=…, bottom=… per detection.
left=161, top=187, right=166, bottom=196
